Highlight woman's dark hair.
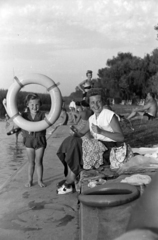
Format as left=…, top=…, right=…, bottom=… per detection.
left=24, top=93, right=42, bottom=107
left=86, top=70, right=93, bottom=76
left=148, top=91, right=155, bottom=99
left=81, top=100, right=89, bottom=107
left=87, top=88, right=107, bottom=104
left=75, top=101, right=81, bottom=107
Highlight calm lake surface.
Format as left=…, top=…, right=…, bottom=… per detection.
left=0, top=121, right=27, bottom=188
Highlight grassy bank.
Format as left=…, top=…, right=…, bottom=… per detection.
left=111, top=104, right=158, bottom=148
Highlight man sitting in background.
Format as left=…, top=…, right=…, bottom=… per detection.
left=125, top=92, right=157, bottom=129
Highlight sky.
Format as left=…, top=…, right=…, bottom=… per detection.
left=0, top=0, right=158, bottom=97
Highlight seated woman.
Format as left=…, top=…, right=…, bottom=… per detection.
left=56, top=88, right=124, bottom=194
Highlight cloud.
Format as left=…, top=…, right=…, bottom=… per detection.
left=0, top=0, right=157, bottom=54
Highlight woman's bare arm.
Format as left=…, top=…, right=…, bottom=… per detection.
left=77, top=80, right=86, bottom=93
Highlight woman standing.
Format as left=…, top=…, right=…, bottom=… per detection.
left=78, top=70, right=93, bottom=100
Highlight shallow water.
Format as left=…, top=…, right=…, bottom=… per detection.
left=0, top=121, right=27, bottom=188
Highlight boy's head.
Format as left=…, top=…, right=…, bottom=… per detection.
left=24, top=93, right=42, bottom=107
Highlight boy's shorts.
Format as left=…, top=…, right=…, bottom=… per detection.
left=23, top=136, right=47, bottom=149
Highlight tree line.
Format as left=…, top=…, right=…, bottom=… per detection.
left=71, top=49, right=158, bottom=104
left=71, top=26, right=158, bottom=103
left=97, top=50, right=158, bottom=102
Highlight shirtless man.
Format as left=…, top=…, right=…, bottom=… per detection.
left=126, top=92, right=157, bottom=123
left=78, top=70, right=93, bottom=100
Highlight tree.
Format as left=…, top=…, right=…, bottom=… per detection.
left=148, top=73, right=158, bottom=94
left=97, top=50, right=158, bottom=100
left=154, top=24, right=158, bottom=40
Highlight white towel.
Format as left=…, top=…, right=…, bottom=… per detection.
left=121, top=174, right=151, bottom=185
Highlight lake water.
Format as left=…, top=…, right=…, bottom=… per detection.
left=0, top=121, right=27, bottom=188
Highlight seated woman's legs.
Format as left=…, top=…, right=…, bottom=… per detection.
left=65, top=164, right=76, bottom=184
left=57, top=136, right=82, bottom=177
left=57, top=136, right=82, bottom=193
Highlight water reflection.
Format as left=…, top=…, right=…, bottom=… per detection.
left=0, top=121, right=27, bottom=186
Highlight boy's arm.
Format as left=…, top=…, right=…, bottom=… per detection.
left=71, top=111, right=81, bottom=124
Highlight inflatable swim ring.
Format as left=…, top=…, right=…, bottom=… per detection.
left=78, top=182, right=140, bottom=207
left=6, top=73, right=62, bottom=132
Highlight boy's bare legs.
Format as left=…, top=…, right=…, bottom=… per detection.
left=36, top=147, right=46, bottom=187
left=25, top=148, right=35, bottom=187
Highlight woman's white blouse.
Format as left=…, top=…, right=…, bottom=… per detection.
left=89, top=109, right=115, bottom=142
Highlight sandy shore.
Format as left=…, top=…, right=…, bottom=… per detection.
left=0, top=125, right=79, bottom=240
